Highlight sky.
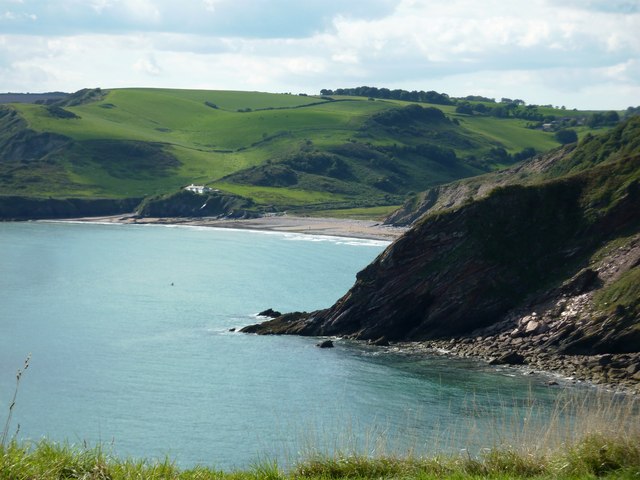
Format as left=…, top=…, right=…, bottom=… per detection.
left=1, top=0, right=639, bottom=110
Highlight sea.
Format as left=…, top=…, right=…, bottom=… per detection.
left=0, top=221, right=588, bottom=468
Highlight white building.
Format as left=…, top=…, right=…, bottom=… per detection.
left=184, top=184, right=213, bottom=194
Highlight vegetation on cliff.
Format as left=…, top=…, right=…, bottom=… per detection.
left=387, top=117, right=640, bottom=226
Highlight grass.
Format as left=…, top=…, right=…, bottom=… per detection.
left=1, top=382, right=639, bottom=479
left=16, top=91, right=383, bottom=152
left=1, top=350, right=639, bottom=479
left=213, top=182, right=350, bottom=207
left=454, top=115, right=558, bottom=154
left=1, top=429, right=638, bottom=479
left=0, top=88, right=622, bottom=216
left=594, top=267, right=640, bottom=315
left=303, top=205, right=402, bottom=220
left=1, top=355, right=29, bottom=448
left=6, top=89, right=390, bottom=203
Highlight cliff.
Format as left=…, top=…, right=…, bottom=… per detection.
left=386, top=117, right=640, bottom=226
left=136, top=189, right=258, bottom=218
left=383, top=145, right=577, bottom=226
left=0, top=195, right=142, bottom=220
left=242, top=118, right=640, bottom=389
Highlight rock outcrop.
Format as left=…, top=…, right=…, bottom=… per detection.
left=136, top=189, right=258, bottom=219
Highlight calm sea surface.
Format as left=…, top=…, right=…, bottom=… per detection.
left=1, top=222, right=581, bottom=468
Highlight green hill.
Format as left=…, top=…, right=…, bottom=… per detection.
left=0, top=87, right=614, bottom=218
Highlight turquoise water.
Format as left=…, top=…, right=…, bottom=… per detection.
left=1, top=222, right=573, bottom=468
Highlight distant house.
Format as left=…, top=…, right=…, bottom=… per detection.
left=184, top=184, right=213, bottom=194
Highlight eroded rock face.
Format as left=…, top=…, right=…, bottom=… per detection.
left=242, top=121, right=640, bottom=390
left=251, top=168, right=638, bottom=342
left=384, top=145, right=577, bottom=226
left=424, top=234, right=640, bottom=391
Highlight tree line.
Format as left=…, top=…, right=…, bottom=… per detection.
left=321, top=86, right=638, bottom=127
left=320, top=86, right=453, bottom=105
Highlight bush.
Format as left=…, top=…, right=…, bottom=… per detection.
left=555, top=129, right=578, bottom=144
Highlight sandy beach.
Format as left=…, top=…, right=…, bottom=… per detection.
left=64, top=213, right=408, bottom=241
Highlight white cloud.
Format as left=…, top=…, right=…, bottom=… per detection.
left=0, top=0, right=638, bottom=109
left=332, top=52, right=359, bottom=65
left=202, top=0, right=219, bottom=13
left=1, top=10, right=36, bottom=21
left=133, top=55, right=162, bottom=75
left=123, top=0, right=161, bottom=24
left=90, top=0, right=113, bottom=14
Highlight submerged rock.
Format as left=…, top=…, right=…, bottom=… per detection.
left=258, top=308, right=282, bottom=318
left=316, top=340, right=334, bottom=348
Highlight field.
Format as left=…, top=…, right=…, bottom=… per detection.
left=0, top=88, right=613, bottom=214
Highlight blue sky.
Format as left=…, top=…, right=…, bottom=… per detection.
left=1, top=0, right=638, bottom=109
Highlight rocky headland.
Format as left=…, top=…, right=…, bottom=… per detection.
left=243, top=117, right=640, bottom=393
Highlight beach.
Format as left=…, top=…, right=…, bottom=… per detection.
left=64, top=214, right=407, bottom=241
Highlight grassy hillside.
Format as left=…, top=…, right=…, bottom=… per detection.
left=0, top=87, right=615, bottom=216
left=387, top=117, right=640, bottom=226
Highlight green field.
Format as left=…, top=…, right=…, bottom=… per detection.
left=0, top=87, right=614, bottom=214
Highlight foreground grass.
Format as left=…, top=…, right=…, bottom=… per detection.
left=2, top=432, right=639, bottom=479
left=2, top=360, right=638, bottom=479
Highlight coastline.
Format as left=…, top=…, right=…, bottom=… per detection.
left=58, top=213, right=407, bottom=241
left=51, top=214, right=639, bottom=395
left=387, top=340, right=640, bottom=396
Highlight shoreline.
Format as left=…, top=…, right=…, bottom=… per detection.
left=58, top=214, right=406, bottom=242
left=48, top=214, right=639, bottom=395
left=387, top=340, right=640, bottom=396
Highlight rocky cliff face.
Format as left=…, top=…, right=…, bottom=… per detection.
left=0, top=196, right=143, bottom=220
left=137, top=189, right=258, bottom=218
left=242, top=118, right=640, bottom=388
left=384, top=145, right=576, bottom=226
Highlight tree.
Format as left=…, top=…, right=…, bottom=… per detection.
left=624, top=106, right=640, bottom=119
left=555, top=129, right=578, bottom=144
left=455, top=103, right=473, bottom=115
left=588, top=111, right=620, bottom=127
left=513, top=147, right=536, bottom=162
left=491, top=106, right=507, bottom=118
left=603, top=111, right=620, bottom=124
left=473, top=103, right=489, bottom=114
